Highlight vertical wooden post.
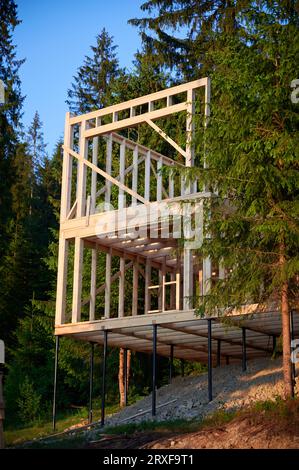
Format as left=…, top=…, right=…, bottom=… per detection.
left=104, top=248, right=112, bottom=319
left=105, top=134, right=112, bottom=207
left=202, top=78, right=212, bottom=295
left=72, top=120, right=87, bottom=323
left=72, top=237, right=84, bottom=323
left=90, top=134, right=98, bottom=214
left=157, top=156, right=162, bottom=202
left=60, top=112, right=73, bottom=221
left=118, top=256, right=125, bottom=318
left=124, top=348, right=128, bottom=406
left=132, top=258, right=139, bottom=316
left=118, top=139, right=126, bottom=209
left=55, top=238, right=69, bottom=325
left=145, top=150, right=151, bottom=201
left=183, top=88, right=195, bottom=309
left=132, top=145, right=138, bottom=207
left=56, top=113, right=73, bottom=326
left=89, top=246, right=97, bottom=321
left=145, top=258, right=151, bottom=314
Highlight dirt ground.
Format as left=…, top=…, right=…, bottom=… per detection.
left=89, top=401, right=299, bottom=450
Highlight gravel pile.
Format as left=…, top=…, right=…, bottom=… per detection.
left=91, top=357, right=298, bottom=433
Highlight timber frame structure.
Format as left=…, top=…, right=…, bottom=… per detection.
left=54, top=78, right=298, bottom=424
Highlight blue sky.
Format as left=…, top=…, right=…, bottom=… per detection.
left=14, top=0, right=145, bottom=155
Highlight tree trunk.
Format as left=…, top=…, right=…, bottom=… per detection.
left=280, top=245, right=294, bottom=398
left=118, top=349, right=131, bottom=407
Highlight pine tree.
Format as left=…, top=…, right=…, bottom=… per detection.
left=66, top=28, right=121, bottom=114
left=27, top=111, right=47, bottom=173
left=129, top=0, right=252, bottom=78
left=194, top=6, right=299, bottom=397
left=0, top=0, right=24, bottom=262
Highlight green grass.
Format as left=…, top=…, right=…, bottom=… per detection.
left=4, top=403, right=121, bottom=448
left=6, top=396, right=299, bottom=449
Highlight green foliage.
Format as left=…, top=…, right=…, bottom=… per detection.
left=17, top=376, right=41, bottom=424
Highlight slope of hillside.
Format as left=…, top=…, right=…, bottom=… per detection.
left=89, top=357, right=298, bottom=433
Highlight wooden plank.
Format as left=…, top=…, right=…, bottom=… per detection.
left=132, top=145, right=138, bottom=207
left=89, top=247, right=97, bottom=321
left=70, top=78, right=208, bottom=125
left=118, top=256, right=125, bottom=318
left=105, top=134, right=112, bottom=206
left=104, top=249, right=112, bottom=318
left=144, top=150, right=151, bottom=201
left=144, top=258, right=151, bottom=315
left=108, top=132, right=183, bottom=167
left=96, top=155, right=145, bottom=199
left=76, top=120, right=87, bottom=217
left=72, top=237, right=84, bottom=323
left=63, top=145, right=149, bottom=206
left=132, top=258, right=139, bottom=316
left=91, top=135, right=98, bottom=214
left=157, top=157, right=162, bottom=202
left=146, top=118, right=187, bottom=159
left=85, top=103, right=187, bottom=138
left=60, top=112, right=73, bottom=220
left=118, top=139, right=126, bottom=209
left=55, top=237, right=69, bottom=325
left=82, top=260, right=133, bottom=308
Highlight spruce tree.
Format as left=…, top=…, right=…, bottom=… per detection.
left=66, top=28, right=121, bottom=114
left=194, top=6, right=299, bottom=397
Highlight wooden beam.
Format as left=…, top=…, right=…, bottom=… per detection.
left=70, top=78, right=208, bottom=125
left=105, top=133, right=112, bottom=206
left=55, top=238, right=69, bottom=325
left=63, top=145, right=149, bottom=206
left=89, top=246, right=97, bottom=321
left=132, top=258, right=139, bottom=316
left=144, top=258, right=151, bottom=315
left=144, top=150, right=151, bottom=201
left=118, top=256, right=125, bottom=318
left=132, top=145, right=138, bottom=207
left=72, top=237, right=84, bottom=323
left=104, top=248, right=112, bottom=319
left=146, top=118, right=187, bottom=159
left=60, top=112, right=73, bottom=221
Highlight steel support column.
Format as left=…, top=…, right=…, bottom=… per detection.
left=88, top=342, right=94, bottom=424
left=207, top=318, right=212, bottom=402
left=52, top=336, right=60, bottom=432
left=152, top=324, right=157, bottom=416
left=101, top=330, right=108, bottom=427
left=242, top=327, right=247, bottom=372
left=169, top=344, right=174, bottom=383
